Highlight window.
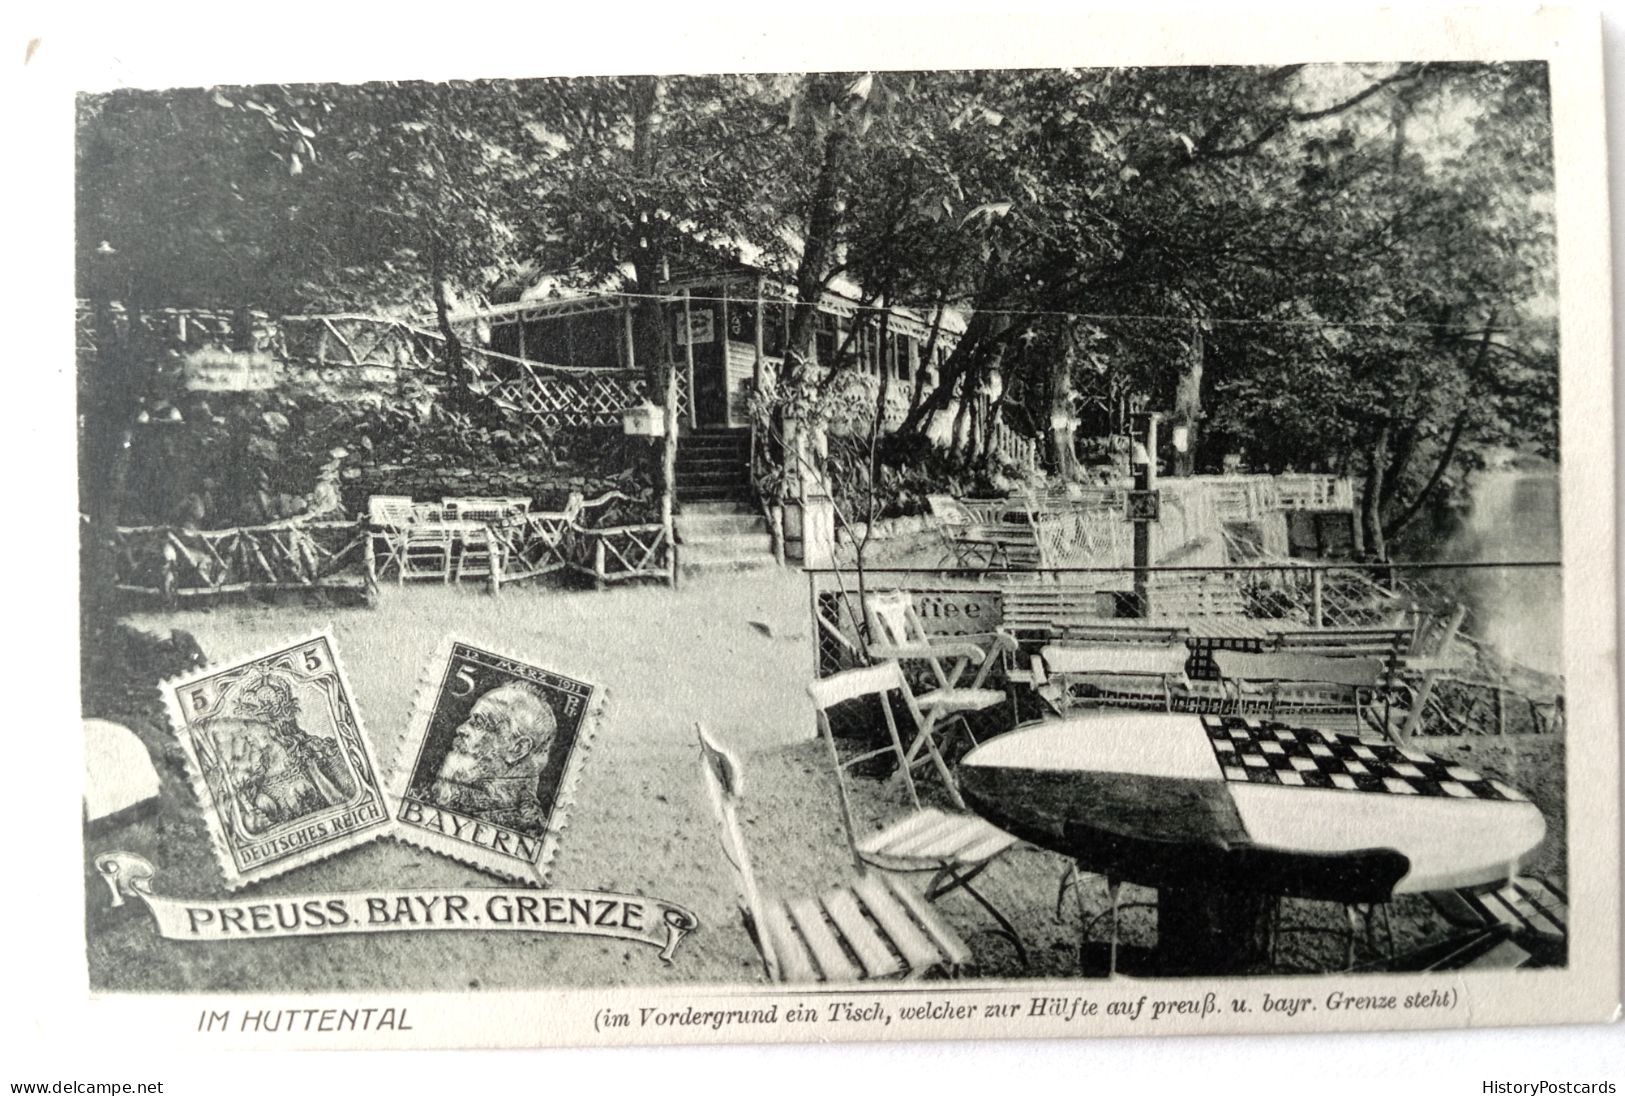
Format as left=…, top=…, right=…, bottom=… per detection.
left=815, top=311, right=838, bottom=367
left=520, top=309, right=625, bottom=369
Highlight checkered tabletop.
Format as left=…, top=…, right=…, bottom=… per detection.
left=1201, top=716, right=1527, bottom=801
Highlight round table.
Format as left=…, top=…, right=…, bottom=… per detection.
left=957, top=713, right=1546, bottom=974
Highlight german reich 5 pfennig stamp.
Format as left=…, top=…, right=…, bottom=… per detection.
left=395, top=638, right=602, bottom=884
left=163, top=631, right=391, bottom=888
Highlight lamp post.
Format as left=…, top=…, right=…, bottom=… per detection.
left=1129, top=411, right=1160, bottom=617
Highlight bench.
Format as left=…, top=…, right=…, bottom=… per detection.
left=1270, top=625, right=1417, bottom=657
left=998, top=585, right=1143, bottom=642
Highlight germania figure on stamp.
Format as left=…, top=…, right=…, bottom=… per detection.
left=164, top=632, right=391, bottom=887
left=395, top=639, right=601, bottom=883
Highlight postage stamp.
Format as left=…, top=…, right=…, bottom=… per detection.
left=393, top=638, right=603, bottom=884
left=162, top=631, right=392, bottom=888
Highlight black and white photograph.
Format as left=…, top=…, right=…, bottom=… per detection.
left=19, top=3, right=1619, bottom=1070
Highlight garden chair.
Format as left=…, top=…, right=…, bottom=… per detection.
left=926, top=494, right=998, bottom=571
left=926, top=495, right=1038, bottom=572
left=808, top=662, right=1031, bottom=967
left=861, top=590, right=1015, bottom=766
left=367, top=495, right=416, bottom=528
left=452, top=524, right=503, bottom=591
left=695, top=722, right=973, bottom=983
left=1420, top=876, right=1567, bottom=968
left=366, top=495, right=416, bottom=580
left=399, top=526, right=455, bottom=583
left=1389, top=927, right=1534, bottom=972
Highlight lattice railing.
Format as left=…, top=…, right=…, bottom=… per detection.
left=99, top=517, right=371, bottom=601
left=476, top=358, right=691, bottom=430
left=78, top=300, right=693, bottom=426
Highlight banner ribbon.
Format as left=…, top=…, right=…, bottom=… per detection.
left=95, top=851, right=700, bottom=962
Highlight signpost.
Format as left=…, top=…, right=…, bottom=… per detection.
left=1129, top=411, right=1161, bottom=617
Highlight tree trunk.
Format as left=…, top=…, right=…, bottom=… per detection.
left=908, top=296, right=948, bottom=416
left=949, top=379, right=973, bottom=458
left=1047, top=322, right=1078, bottom=478
left=1382, top=316, right=1496, bottom=539
left=1379, top=367, right=1424, bottom=509
left=785, top=107, right=854, bottom=384
left=1172, top=323, right=1204, bottom=477
left=898, top=308, right=1015, bottom=441
left=981, top=385, right=1009, bottom=465
left=627, top=75, right=675, bottom=527
left=1360, top=427, right=1390, bottom=561
left=429, top=237, right=470, bottom=412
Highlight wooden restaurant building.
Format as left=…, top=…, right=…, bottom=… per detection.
left=479, top=255, right=971, bottom=434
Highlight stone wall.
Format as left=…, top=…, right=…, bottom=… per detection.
left=339, top=429, right=656, bottom=514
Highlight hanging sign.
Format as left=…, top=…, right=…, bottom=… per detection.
left=674, top=309, right=714, bottom=346
left=183, top=348, right=281, bottom=391
left=1126, top=489, right=1162, bottom=522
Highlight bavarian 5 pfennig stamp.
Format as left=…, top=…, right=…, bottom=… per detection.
left=395, top=639, right=602, bottom=884
left=163, top=631, right=391, bottom=888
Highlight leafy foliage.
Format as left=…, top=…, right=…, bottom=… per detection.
left=79, top=64, right=1557, bottom=548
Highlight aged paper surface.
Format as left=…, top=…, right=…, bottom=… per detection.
left=15, top=0, right=1621, bottom=1063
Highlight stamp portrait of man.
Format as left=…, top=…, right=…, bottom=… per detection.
left=424, top=682, right=558, bottom=834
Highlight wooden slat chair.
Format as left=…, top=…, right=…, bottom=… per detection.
left=399, top=526, right=455, bottom=583
left=1390, top=927, right=1535, bottom=972
left=1214, top=651, right=1389, bottom=725
left=809, top=662, right=1031, bottom=967
left=1039, top=643, right=1197, bottom=713
left=862, top=590, right=1015, bottom=764
left=695, top=723, right=972, bottom=983
left=926, top=495, right=996, bottom=570
left=451, top=524, right=502, bottom=591
left=1421, top=876, right=1567, bottom=968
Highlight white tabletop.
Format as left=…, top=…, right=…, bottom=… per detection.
left=960, top=713, right=1547, bottom=894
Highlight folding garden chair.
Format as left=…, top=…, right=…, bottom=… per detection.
left=366, top=495, right=416, bottom=581
left=862, top=590, right=1016, bottom=766
left=1419, top=876, right=1567, bottom=968
left=808, top=662, right=1031, bottom=967
left=695, top=723, right=973, bottom=983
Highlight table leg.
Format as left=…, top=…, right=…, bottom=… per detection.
left=1156, top=884, right=1273, bottom=976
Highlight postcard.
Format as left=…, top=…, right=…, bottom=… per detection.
left=37, top=2, right=1621, bottom=1053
